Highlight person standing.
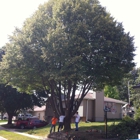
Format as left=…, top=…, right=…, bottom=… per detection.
left=58, top=114, right=65, bottom=132
left=50, top=115, right=58, bottom=133
left=75, top=112, right=80, bottom=131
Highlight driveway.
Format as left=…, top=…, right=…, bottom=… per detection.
left=0, top=136, right=7, bottom=140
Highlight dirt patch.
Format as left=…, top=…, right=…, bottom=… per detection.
left=48, top=129, right=119, bottom=140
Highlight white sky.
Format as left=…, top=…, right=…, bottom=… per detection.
left=0, top=0, right=140, bottom=67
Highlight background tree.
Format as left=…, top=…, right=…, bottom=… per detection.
left=0, top=84, right=45, bottom=124
left=0, top=0, right=135, bottom=130
left=0, top=101, right=5, bottom=120
left=104, top=69, right=139, bottom=103
left=104, top=85, right=119, bottom=99
left=113, top=68, right=140, bottom=104
left=130, top=68, right=140, bottom=108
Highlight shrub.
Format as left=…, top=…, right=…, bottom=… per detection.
left=134, top=107, right=140, bottom=120
left=109, top=116, right=138, bottom=140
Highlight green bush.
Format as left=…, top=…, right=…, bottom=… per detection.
left=134, top=107, right=140, bottom=120
left=109, top=116, right=139, bottom=140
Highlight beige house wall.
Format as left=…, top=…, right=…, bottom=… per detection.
left=32, top=111, right=45, bottom=120
left=78, top=99, right=94, bottom=121
left=86, top=100, right=94, bottom=121
left=107, top=103, right=122, bottom=119
left=78, top=102, right=84, bottom=116
left=81, top=92, right=103, bottom=121
left=83, top=100, right=86, bottom=117
left=94, top=91, right=104, bottom=121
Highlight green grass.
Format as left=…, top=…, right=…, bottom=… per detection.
left=0, top=120, right=121, bottom=140
left=0, top=130, right=40, bottom=140
left=0, top=120, right=7, bottom=123
left=16, top=120, right=121, bottom=136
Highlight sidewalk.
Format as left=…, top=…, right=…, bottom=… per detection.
left=0, top=136, right=7, bottom=140
left=0, top=123, right=52, bottom=140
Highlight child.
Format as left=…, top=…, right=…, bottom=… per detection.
left=50, top=115, right=58, bottom=133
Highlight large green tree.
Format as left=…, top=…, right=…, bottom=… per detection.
left=0, top=0, right=135, bottom=130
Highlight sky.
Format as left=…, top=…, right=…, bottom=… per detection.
left=0, top=0, right=140, bottom=67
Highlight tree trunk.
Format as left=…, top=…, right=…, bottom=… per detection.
left=7, top=113, right=13, bottom=124
left=64, top=116, right=71, bottom=131
left=1, top=112, right=4, bottom=120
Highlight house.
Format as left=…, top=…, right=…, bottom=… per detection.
left=31, top=91, right=127, bottom=122
left=133, top=83, right=140, bottom=90
left=30, top=106, right=46, bottom=120
left=77, top=91, right=127, bottom=122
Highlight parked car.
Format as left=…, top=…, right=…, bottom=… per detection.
left=27, top=119, right=48, bottom=129
left=14, top=117, right=47, bottom=129
left=17, top=113, right=33, bottom=120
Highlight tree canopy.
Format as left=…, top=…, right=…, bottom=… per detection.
left=130, top=68, right=140, bottom=108
left=104, top=68, right=140, bottom=103
left=0, top=84, right=45, bottom=124
left=0, top=0, right=135, bottom=129
left=104, top=85, right=119, bottom=99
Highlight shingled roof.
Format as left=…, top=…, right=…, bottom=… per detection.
left=76, top=93, right=127, bottom=104
left=132, top=83, right=140, bottom=89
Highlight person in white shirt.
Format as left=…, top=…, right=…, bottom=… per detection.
left=58, top=114, right=65, bottom=132
left=75, top=112, right=80, bottom=131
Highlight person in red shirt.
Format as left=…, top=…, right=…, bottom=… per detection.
left=50, top=115, right=58, bottom=133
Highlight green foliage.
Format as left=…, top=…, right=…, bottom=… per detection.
left=131, top=68, right=140, bottom=108
left=0, top=84, right=44, bottom=124
left=134, top=107, right=140, bottom=120
left=109, top=116, right=140, bottom=139
left=0, top=0, right=135, bottom=90
left=104, top=85, right=119, bottom=99
left=0, top=0, right=136, bottom=130
left=116, top=77, right=129, bottom=102
left=112, top=68, right=140, bottom=103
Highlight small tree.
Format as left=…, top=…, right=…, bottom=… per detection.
left=0, top=84, right=44, bottom=124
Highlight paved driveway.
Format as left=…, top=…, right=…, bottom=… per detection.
left=0, top=136, right=7, bottom=140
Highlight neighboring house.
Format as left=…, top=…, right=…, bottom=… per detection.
left=30, top=106, right=46, bottom=120
left=31, top=91, right=127, bottom=122
left=0, top=113, right=8, bottom=120
left=133, top=83, right=140, bottom=90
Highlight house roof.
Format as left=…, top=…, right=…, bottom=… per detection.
left=75, top=92, right=95, bottom=100
left=82, top=93, right=127, bottom=105
left=132, top=83, right=140, bottom=89
left=33, top=93, right=127, bottom=112
left=33, top=106, right=46, bottom=112
left=104, top=97, right=127, bottom=104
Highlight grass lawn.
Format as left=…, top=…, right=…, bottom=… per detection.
left=15, top=120, right=121, bottom=137
left=0, top=120, right=121, bottom=140
left=0, top=130, right=40, bottom=140
left=0, top=120, right=7, bottom=123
